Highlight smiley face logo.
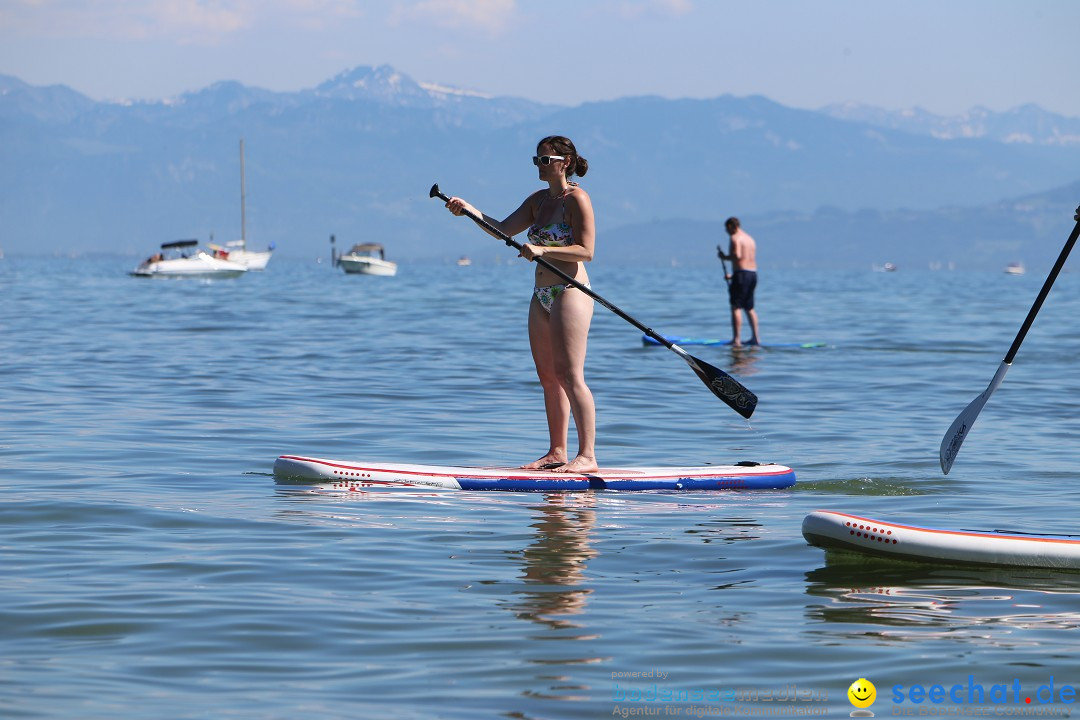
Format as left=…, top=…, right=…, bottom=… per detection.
left=848, top=678, right=876, bottom=709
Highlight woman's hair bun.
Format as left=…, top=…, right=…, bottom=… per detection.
left=572, top=156, right=588, bottom=178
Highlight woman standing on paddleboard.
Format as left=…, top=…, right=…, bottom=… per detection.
left=444, top=136, right=598, bottom=474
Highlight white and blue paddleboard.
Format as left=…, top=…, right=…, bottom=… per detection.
left=642, top=334, right=826, bottom=348
left=274, top=455, right=797, bottom=492
left=803, top=510, right=1080, bottom=570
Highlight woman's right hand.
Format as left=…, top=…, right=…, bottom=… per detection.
left=519, top=243, right=544, bottom=262
left=445, top=197, right=475, bottom=218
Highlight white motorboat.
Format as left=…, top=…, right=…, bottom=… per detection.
left=131, top=239, right=248, bottom=278
left=208, top=239, right=273, bottom=271
left=337, top=243, right=398, bottom=276
left=222, top=240, right=273, bottom=270
left=1004, top=261, right=1025, bottom=275
left=221, top=139, right=274, bottom=270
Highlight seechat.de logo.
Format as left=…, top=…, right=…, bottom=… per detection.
left=848, top=678, right=877, bottom=717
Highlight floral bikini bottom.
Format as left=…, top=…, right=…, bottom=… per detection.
left=532, top=282, right=591, bottom=314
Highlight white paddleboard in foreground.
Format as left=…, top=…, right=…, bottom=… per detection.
left=803, top=510, right=1080, bottom=570
left=274, top=455, right=796, bottom=492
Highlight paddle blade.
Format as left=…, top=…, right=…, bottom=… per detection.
left=939, top=361, right=1010, bottom=474
left=679, top=350, right=758, bottom=418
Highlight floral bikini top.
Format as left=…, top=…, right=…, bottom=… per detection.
left=527, top=188, right=575, bottom=247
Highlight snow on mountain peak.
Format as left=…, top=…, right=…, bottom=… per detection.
left=418, top=81, right=492, bottom=100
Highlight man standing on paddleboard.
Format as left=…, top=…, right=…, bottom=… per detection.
left=443, top=136, right=599, bottom=475
left=717, top=217, right=761, bottom=347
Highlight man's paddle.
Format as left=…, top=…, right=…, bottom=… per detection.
left=718, top=250, right=732, bottom=288
left=430, top=183, right=758, bottom=418
left=940, top=204, right=1080, bottom=474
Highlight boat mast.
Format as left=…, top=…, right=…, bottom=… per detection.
left=239, top=138, right=246, bottom=250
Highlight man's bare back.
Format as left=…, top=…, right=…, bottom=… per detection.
left=729, top=229, right=757, bottom=272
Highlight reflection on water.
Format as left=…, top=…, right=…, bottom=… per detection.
left=727, top=346, right=764, bottom=377
left=803, top=557, right=1080, bottom=641
left=506, top=494, right=603, bottom=707
left=270, top=481, right=464, bottom=527
left=684, top=514, right=763, bottom=545
left=512, top=494, right=598, bottom=630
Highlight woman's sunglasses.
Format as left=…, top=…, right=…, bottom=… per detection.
left=532, top=155, right=566, bottom=166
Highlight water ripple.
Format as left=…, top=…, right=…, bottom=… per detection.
left=4, top=258, right=1080, bottom=717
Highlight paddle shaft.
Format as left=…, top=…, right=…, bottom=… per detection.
left=940, top=205, right=1080, bottom=474
left=431, top=184, right=674, bottom=349
left=1002, top=214, right=1080, bottom=364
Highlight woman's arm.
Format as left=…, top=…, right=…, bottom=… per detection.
left=445, top=192, right=538, bottom=240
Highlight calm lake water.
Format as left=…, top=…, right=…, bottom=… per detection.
left=3, top=254, right=1080, bottom=719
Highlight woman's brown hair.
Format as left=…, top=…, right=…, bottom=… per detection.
left=538, top=135, right=588, bottom=179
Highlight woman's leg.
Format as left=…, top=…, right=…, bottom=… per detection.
left=520, top=297, right=571, bottom=469
left=549, top=288, right=597, bottom=473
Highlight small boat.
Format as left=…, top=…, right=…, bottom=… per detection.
left=221, top=139, right=274, bottom=270
left=131, top=239, right=248, bottom=278
left=208, top=239, right=274, bottom=271
left=1004, top=261, right=1025, bottom=275
left=337, top=243, right=398, bottom=276
left=220, top=240, right=274, bottom=270
left=456, top=256, right=472, bottom=267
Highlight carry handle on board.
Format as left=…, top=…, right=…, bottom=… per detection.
left=429, top=183, right=757, bottom=419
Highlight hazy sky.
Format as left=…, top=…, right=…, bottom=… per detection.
left=2, top=0, right=1078, bottom=117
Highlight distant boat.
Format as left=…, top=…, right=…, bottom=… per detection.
left=884, top=262, right=897, bottom=272
left=221, top=139, right=274, bottom=270
left=456, top=256, right=472, bottom=267
left=1004, top=261, right=1025, bottom=275
left=872, top=262, right=898, bottom=272
left=131, top=239, right=248, bottom=278
left=213, top=239, right=273, bottom=271
left=337, top=243, right=398, bottom=276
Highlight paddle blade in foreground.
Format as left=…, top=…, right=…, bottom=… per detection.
left=939, top=360, right=1010, bottom=475
left=940, top=206, right=1080, bottom=474
left=677, top=348, right=758, bottom=419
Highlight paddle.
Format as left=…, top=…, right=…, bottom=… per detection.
left=717, top=246, right=731, bottom=288
left=939, top=204, right=1080, bottom=474
left=429, top=183, right=758, bottom=418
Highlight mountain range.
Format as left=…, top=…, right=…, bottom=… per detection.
left=1, top=65, right=1078, bottom=270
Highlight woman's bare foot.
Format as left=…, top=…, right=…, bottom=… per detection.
left=552, top=455, right=598, bottom=474
left=521, top=452, right=566, bottom=470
